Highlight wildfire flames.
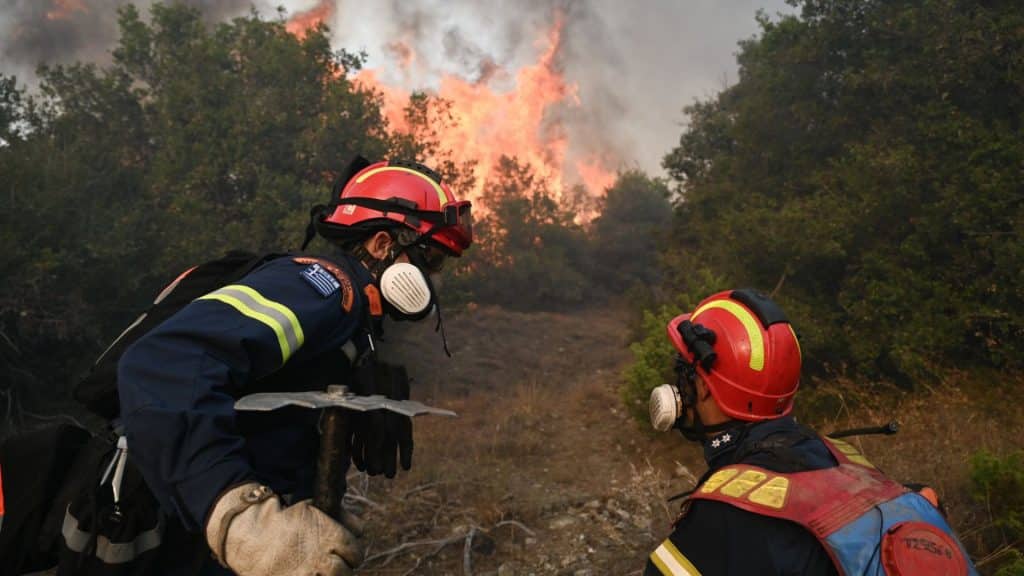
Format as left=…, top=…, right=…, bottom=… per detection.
left=46, top=0, right=86, bottom=21
left=286, top=2, right=617, bottom=205
left=285, top=2, right=336, bottom=39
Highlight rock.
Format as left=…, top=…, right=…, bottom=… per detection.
left=497, top=562, right=517, bottom=576
left=548, top=516, right=577, bottom=530
left=584, top=499, right=601, bottom=510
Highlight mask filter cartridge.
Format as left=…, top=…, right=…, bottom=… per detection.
left=649, top=384, right=682, bottom=432
left=380, top=262, right=432, bottom=316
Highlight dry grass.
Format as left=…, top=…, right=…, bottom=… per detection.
left=794, top=373, right=1024, bottom=574
left=351, top=307, right=1024, bottom=574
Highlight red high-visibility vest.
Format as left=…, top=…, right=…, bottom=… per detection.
left=686, top=437, right=977, bottom=576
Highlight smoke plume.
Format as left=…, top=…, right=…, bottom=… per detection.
left=0, top=0, right=792, bottom=177
left=0, top=0, right=279, bottom=81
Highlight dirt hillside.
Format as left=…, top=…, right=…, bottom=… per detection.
left=354, top=305, right=1023, bottom=575
left=351, top=305, right=704, bottom=575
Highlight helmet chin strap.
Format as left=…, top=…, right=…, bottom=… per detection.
left=402, top=243, right=452, bottom=358
left=350, top=239, right=400, bottom=279
left=673, top=360, right=738, bottom=442
left=353, top=232, right=453, bottom=357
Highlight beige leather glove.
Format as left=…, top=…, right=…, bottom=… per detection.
left=205, top=483, right=363, bottom=576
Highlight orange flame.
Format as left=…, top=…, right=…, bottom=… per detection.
left=575, top=156, right=617, bottom=195
left=287, top=5, right=618, bottom=208
left=46, top=0, right=86, bottom=21
left=356, top=17, right=617, bottom=205
left=285, top=1, right=335, bottom=39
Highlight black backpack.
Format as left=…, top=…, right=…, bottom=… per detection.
left=74, top=251, right=284, bottom=420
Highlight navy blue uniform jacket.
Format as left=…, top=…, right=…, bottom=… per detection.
left=117, top=254, right=374, bottom=546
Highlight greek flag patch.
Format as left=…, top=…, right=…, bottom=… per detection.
left=300, top=264, right=340, bottom=298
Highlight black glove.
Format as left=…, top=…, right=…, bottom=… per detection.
left=349, top=362, right=413, bottom=478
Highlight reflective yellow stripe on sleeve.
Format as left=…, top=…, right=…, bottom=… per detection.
left=650, top=539, right=701, bottom=576
left=197, top=285, right=305, bottom=362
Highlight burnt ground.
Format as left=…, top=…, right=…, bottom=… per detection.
left=353, top=305, right=1024, bottom=576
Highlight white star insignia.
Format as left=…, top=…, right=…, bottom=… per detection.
left=711, top=439, right=721, bottom=448
left=721, top=433, right=732, bottom=443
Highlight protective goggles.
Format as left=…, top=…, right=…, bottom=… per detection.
left=334, top=197, right=473, bottom=250
left=434, top=200, right=473, bottom=249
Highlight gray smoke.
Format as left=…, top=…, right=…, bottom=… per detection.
left=0, top=0, right=281, bottom=84
left=326, top=0, right=795, bottom=175
left=0, top=0, right=794, bottom=175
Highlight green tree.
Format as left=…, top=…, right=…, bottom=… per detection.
left=660, top=0, right=1024, bottom=380
left=589, top=170, right=673, bottom=293
left=0, top=3, right=401, bottom=415
left=449, top=156, right=589, bottom=310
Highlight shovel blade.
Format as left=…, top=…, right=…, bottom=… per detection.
left=235, top=391, right=457, bottom=418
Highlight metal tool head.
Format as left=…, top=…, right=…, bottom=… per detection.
left=234, top=386, right=457, bottom=418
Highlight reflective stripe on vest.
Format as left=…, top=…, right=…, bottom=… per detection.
left=198, top=284, right=305, bottom=362
left=62, top=506, right=163, bottom=564
left=649, top=538, right=702, bottom=575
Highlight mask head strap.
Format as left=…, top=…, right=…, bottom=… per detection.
left=671, top=352, right=736, bottom=441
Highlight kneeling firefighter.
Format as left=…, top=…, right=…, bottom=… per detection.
left=644, top=290, right=978, bottom=576
left=2, top=157, right=472, bottom=576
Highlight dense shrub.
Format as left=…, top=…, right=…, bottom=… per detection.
left=970, top=450, right=1024, bottom=541
left=619, top=268, right=726, bottom=422
left=659, top=0, right=1024, bottom=381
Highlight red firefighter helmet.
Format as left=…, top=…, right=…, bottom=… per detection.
left=319, top=159, right=473, bottom=256
left=667, top=289, right=802, bottom=421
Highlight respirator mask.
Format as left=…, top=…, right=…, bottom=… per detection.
left=648, top=320, right=731, bottom=441
left=648, top=355, right=701, bottom=438
left=377, top=239, right=446, bottom=323
left=379, top=262, right=435, bottom=321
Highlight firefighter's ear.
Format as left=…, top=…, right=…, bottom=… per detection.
left=365, top=230, right=396, bottom=260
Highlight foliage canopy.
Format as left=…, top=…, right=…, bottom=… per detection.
left=660, top=0, right=1024, bottom=382
left=0, top=4, right=673, bottom=415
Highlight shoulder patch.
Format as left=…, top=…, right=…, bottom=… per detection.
left=300, top=263, right=339, bottom=298
left=294, top=257, right=355, bottom=311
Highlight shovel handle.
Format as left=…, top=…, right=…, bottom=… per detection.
left=314, top=407, right=350, bottom=521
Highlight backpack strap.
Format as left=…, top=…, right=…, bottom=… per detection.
left=75, top=252, right=288, bottom=421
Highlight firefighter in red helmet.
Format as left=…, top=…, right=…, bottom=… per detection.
left=645, top=289, right=978, bottom=576
left=103, top=157, right=473, bottom=576
left=309, top=158, right=472, bottom=322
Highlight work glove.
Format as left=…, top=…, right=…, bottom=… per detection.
left=350, top=362, right=414, bottom=478
left=205, top=482, right=363, bottom=576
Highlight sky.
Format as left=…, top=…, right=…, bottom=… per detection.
left=0, top=0, right=795, bottom=178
